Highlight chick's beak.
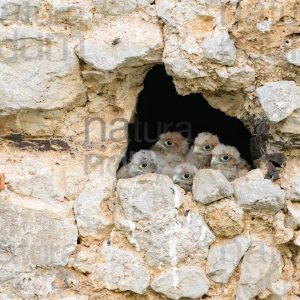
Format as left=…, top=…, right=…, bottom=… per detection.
left=172, top=175, right=180, bottom=183
left=193, top=146, right=201, bottom=154
left=210, top=156, right=218, bottom=165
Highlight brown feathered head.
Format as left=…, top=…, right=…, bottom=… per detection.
left=153, top=132, right=189, bottom=155
left=193, top=132, right=220, bottom=156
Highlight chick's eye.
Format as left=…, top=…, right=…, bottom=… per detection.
left=139, top=163, right=148, bottom=169
left=182, top=173, right=191, bottom=179
left=203, top=145, right=212, bottom=151
left=221, top=155, right=230, bottom=162
left=164, top=140, right=174, bottom=147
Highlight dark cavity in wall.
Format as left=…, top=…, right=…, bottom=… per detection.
left=123, top=65, right=252, bottom=165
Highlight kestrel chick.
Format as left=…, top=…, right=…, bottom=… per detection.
left=210, top=144, right=250, bottom=181
left=152, top=132, right=189, bottom=177
left=172, top=163, right=198, bottom=192
left=117, top=150, right=157, bottom=179
left=152, top=132, right=189, bottom=155
left=187, top=132, right=220, bottom=169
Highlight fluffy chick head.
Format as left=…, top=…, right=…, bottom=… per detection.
left=211, top=144, right=241, bottom=167
left=172, top=162, right=198, bottom=189
left=193, top=132, right=220, bottom=155
left=154, top=132, right=189, bottom=155
left=129, top=150, right=157, bottom=175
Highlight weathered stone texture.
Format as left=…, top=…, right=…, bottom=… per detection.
left=1, top=0, right=300, bottom=299
left=193, top=169, right=233, bottom=204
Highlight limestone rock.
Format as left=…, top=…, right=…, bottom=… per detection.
left=256, top=81, right=300, bottom=123
left=134, top=212, right=215, bottom=267
left=193, top=169, right=233, bottom=204
left=233, top=169, right=285, bottom=212
left=278, top=109, right=300, bottom=134
left=286, top=202, right=300, bottom=228
left=0, top=0, right=40, bottom=25
left=117, top=174, right=215, bottom=266
left=285, top=48, right=300, bottom=67
left=202, top=31, right=237, bottom=66
left=94, top=0, right=154, bottom=15
left=207, top=236, right=251, bottom=283
left=0, top=152, right=86, bottom=203
left=51, top=0, right=94, bottom=27
left=294, top=232, right=300, bottom=247
left=74, top=169, right=115, bottom=239
left=163, top=34, right=206, bottom=79
left=273, top=211, right=294, bottom=244
left=217, top=65, right=256, bottom=90
left=0, top=191, right=78, bottom=282
left=117, top=173, right=183, bottom=222
left=76, top=17, right=163, bottom=72
left=0, top=28, right=86, bottom=115
left=256, top=19, right=272, bottom=33
left=8, top=269, right=58, bottom=299
left=236, top=242, right=283, bottom=300
left=150, top=266, right=210, bottom=300
left=205, top=198, right=244, bottom=238
left=269, top=280, right=291, bottom=300
left=0, top=291, right=22, bottom=299
left=288, top=175, right=300, bottom=202
left=98, top=243, right=150, bottom=294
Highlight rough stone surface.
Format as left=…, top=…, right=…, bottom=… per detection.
left=236, top=242, right=283, bottom=300
left=116, top=173, right=182, bottom=222
left=233, top=169, right=285, bottom=212
left=285, top=48, right=300, bottom=67
left=0, top=152, right=86, bottom=203
left=150, top=266, right=210, bottom=300
left=0, top=191, right=78, bottom=282
left=204, top=198, right=244, bottom=238
left=256, top=81, right=300, bottom=123
left=269, top=280, right=291, bottom=300
left=278, top=109, right=300, bottom=134
left=0, top=28, right=86, bottom=115
left=193, top=169, right=233, bottom=204
left=0, top=0, right=40, bottom=25
left=207, top=236, right=251, bottom=283
left=286, top=202, right=300, bottom=229
left=202, top=31, right=237, bottom=66
left=51, top=0, right=94, bottom=27
left=76, top=17, right=163, bottom=72
left=273, top=211, right=294, bottom=244
left=1, top=0, right=300, bottom=299
left=117, top=174, right=215, bottom=266
left=74, top=169, right=116, bottom=239
left=98, top=243, right=150, bottom=294
left=288, top=175, right=300, bottom=202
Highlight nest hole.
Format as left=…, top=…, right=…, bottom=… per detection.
left=122, top=65, right=252, bottom=166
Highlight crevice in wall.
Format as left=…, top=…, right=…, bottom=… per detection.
left=121, top=65, right=253, bottom=167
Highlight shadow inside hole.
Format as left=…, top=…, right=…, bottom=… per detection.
left=122, top=65, right=252, bottom=166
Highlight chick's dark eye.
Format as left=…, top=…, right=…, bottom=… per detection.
left=165, top=140, right=174, bottom=146
left=203, top=145, right=212, bottom=151
left=222, top=155, right=230, bottom=161
left=182, top=173, right=191, bottom=179
left=140, top=163, right=148, bottom=168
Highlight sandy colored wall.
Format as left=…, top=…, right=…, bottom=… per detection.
left=0, top=0, right=300, bottom=299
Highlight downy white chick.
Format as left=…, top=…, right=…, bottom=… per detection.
left=187, top=132, right=220, bottom=169
left=210, top=144, right=250, bottom=181
left=117, top=150, right=157, bottom=179
left=172, top=162, right=198, bottom=192
left=152, top=132, right=189, bottom=178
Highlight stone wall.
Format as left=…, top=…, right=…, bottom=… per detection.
left=0, top=0, right=300, bottom=299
